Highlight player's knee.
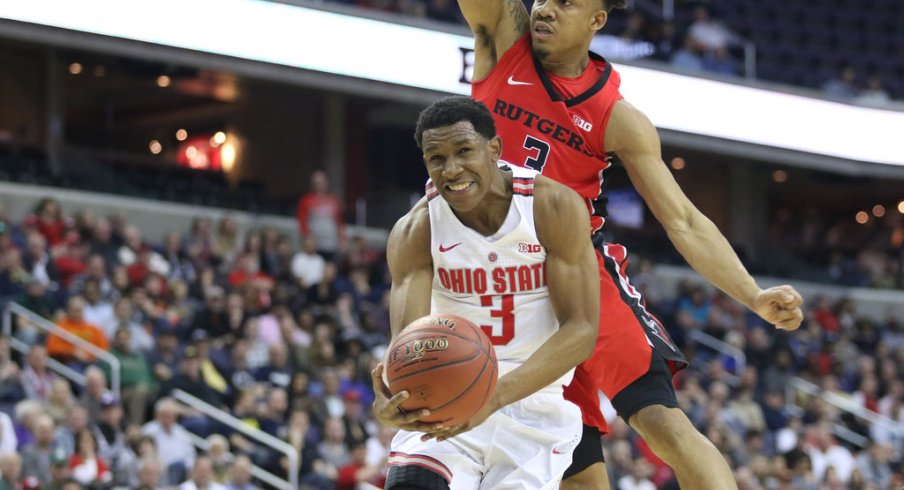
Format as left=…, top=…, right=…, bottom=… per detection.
left=385, top=465, right=451, bottom=490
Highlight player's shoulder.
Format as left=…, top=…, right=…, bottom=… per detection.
left=387, top=198, right=431, bottom=263
left=389, top=197, right=430, bottom=244
left=532, top=176, right=591, bottom=250
left=533, top=175, right=586, bottom=213
left=605, top=99, right=659, bottom=154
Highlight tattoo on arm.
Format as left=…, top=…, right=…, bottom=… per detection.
left=507, top=0, right=530, bottom=35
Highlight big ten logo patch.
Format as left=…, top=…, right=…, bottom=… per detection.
left=571, top=113, right=593, bottom=132
left=518, top=243, right=542, bottom=253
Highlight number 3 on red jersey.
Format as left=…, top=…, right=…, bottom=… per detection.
left=522, top=136, right=549, bottom=172
left=480, top=294, right=514, bottom=345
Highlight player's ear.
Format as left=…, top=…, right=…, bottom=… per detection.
left=590, top=9, right=608, bottom=32
left=489, top=136, right=503, bottom=161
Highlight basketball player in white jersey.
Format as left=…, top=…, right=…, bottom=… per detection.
left=370, top=95, right=600, bottom=489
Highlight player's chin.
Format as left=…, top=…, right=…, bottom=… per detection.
left=530, top=40, right=552, bottom=58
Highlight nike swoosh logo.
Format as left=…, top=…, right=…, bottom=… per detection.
left=439, top=242, right=463, bottom=253
left=507, top=75, right=533, bottom=86
left=552, top=448, right=567, bottom=455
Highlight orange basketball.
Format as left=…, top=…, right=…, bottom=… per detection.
left=386, top=313, right=498, bottom=426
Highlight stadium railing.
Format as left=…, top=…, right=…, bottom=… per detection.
left=785, top=376, right=904, bottom=450
left=172, top=389, right=299, bottom=490
left=686, top=329, right=745, bottom=386
left=2, top=301, right=121, bottom=397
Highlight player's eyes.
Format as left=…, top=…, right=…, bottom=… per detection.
left=458, top=147, right=471, bottom=154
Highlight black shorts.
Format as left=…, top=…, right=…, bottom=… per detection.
left=610, top=348, right=679, bottom=422
left=563, top=424, right=605, bottom=479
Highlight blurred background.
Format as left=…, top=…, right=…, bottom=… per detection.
left=0, top=0, right=902, bottom=489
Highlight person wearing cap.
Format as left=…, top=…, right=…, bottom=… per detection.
left=146, top=329, right=182, bottom=384
left=39, top=447, right=72, bottom=490
left=92, top=393, right=138, bottom=488
left=189, top=330, right=229, bottom=398
left=21, top=414, right=56, bottom=486
left=340, top=389, right=368, bottom=448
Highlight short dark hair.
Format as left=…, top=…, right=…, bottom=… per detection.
left=414, top=96, right=497, bottom=149
left=603, top=0, right=627, bottom=12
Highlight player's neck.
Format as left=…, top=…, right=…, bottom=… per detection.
left=453, top=170, right=512, bottom=237
left=539, top=53, right=591, bottom=78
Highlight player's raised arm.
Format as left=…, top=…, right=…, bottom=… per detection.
left=605, top=100, right=804, bottom=330
left=493, top=177, right=599, bottom=407
left=459, top=0, right=530, bottom=81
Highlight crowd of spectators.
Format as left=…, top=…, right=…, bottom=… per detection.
left=766, top=207, right=904, bottom=290
left=602, top=203, right=904, bottom=291
left=0, top=196, right=394, bottom=489
left=0, top=195, right=902, bottom=489
left=625, top=273, right=904, bottom=490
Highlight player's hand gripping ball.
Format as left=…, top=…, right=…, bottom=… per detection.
left=386, top=313, right=498, bottom=426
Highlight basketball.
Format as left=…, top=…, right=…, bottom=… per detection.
left=386, top=313, right=498, bottom=426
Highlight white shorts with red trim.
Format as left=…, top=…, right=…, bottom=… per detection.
left=389, top=391, right=581, bottom=489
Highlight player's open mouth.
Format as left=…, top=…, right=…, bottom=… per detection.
left=532, top=22, right=553, bottom=37
left=446, top=182, right=473, bottom=193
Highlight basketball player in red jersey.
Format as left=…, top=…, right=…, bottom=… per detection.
left=457, top=0, right=805, bottom=488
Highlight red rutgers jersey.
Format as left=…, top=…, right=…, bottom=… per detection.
left=472, top=34, right=623, bottom=235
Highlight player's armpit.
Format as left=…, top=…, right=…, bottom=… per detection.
left=460, top=0, right=530, bottom=82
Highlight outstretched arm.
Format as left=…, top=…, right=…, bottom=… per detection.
left=458, top=0, right=530, bottom=81
left=606, top=100, right=804, bottom=330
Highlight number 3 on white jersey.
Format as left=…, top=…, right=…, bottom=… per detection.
left=480, top=294, right=515, bottom=345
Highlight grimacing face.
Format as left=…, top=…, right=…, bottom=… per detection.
left=422, top=121, right=502, bottom=214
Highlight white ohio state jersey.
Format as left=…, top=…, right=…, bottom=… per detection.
left=426, top=164, right=573, bottom=393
